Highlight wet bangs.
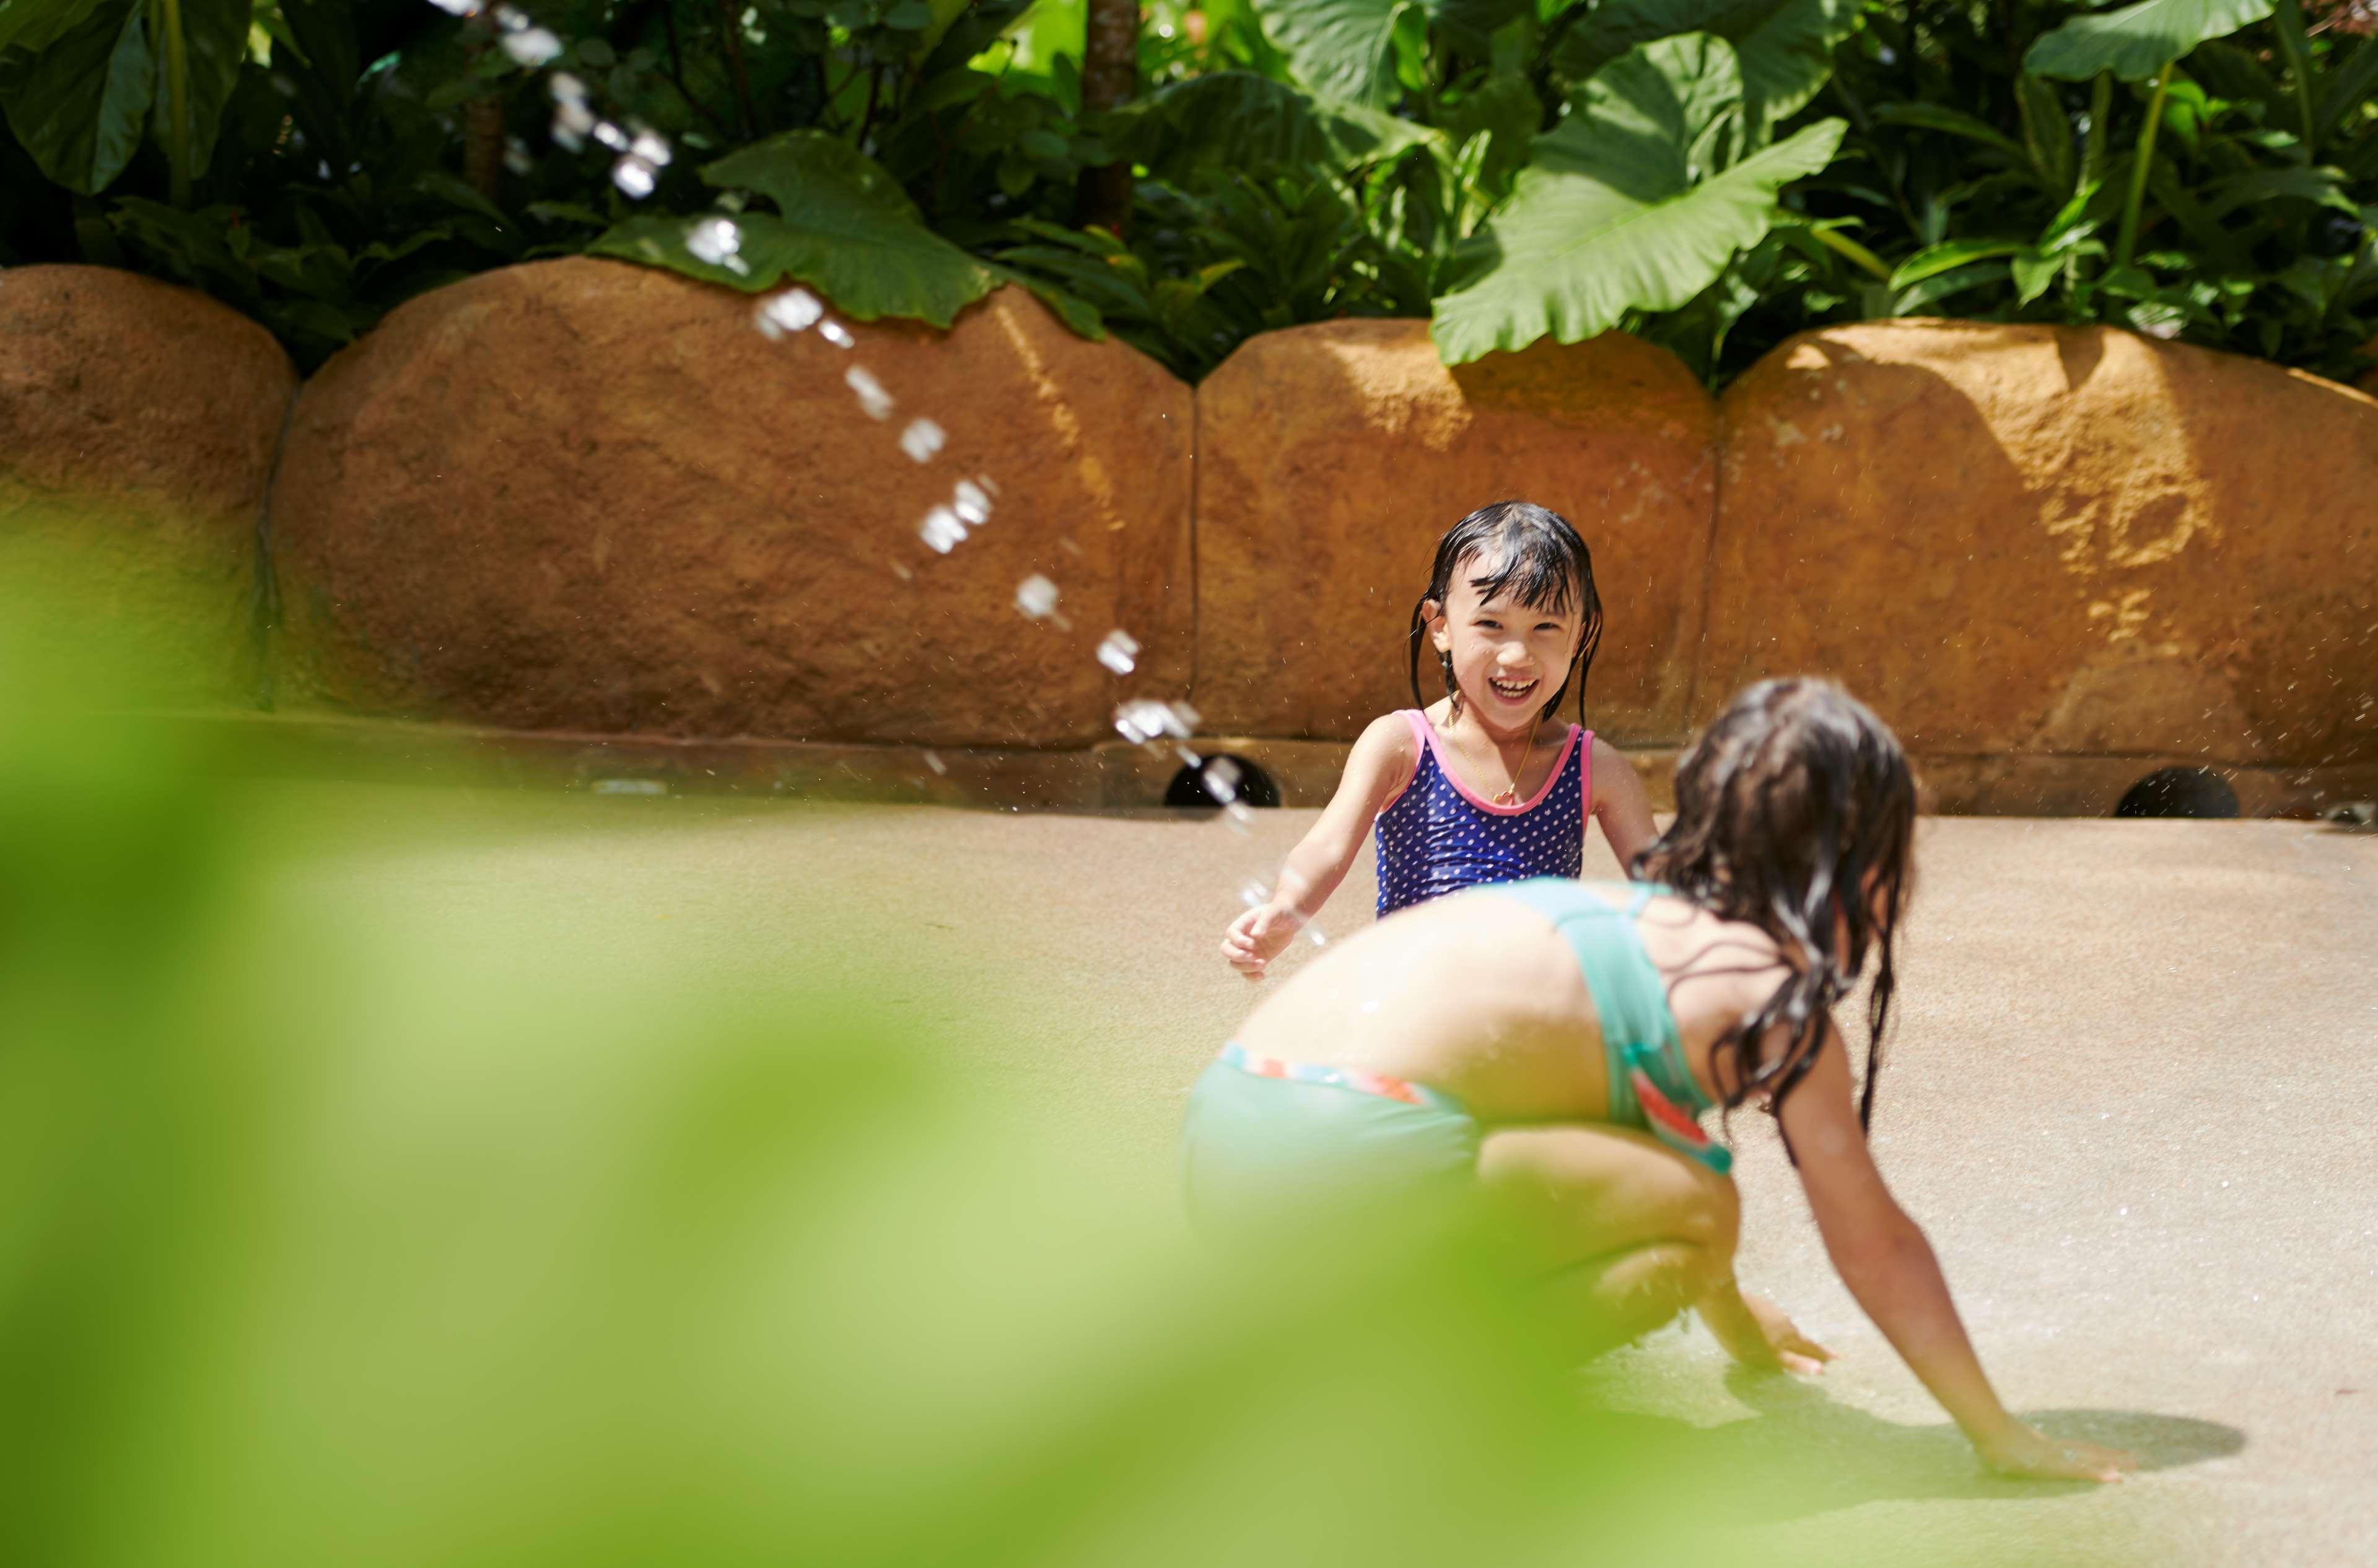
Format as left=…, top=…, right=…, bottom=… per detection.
left=1456, top=526, right=1583, bottom=617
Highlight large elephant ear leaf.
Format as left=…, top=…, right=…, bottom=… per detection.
left=1430, top=35, right=1844, bottom=364
left=2024, top=0, right=2275, bottom=82
left=0, top=0, right=110, bottom=57
left=592, top=132, right=998, bottom=326
left=1248, top=0, right=1427, bottom=106
left=1554, top=0, right=1861, bottom=126
left=1104, top=72, right=1440, bottom=181
left=0, top=0, right=153, bottom=194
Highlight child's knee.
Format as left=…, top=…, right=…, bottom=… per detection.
left=1672, top=1162, right=1740, bottom=1259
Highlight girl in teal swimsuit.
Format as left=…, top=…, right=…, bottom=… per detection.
left=1181, top=678, right=2136, bottom=1484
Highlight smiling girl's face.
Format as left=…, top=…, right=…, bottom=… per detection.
left=1424, top=555, right=1585, bottom=739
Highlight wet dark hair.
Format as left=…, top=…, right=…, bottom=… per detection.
left=1405, top=501, right=1602, bottom=725
left=1635, top=678, right=1917, bottom=1133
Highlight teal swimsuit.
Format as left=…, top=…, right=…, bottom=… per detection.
left=1181, top=879, right=1728, bottom=1235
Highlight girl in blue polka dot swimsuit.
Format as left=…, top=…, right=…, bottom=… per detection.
left=1222, top=501, right=1659, bottom=980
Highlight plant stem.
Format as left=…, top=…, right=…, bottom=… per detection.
left=2115, top=61, right=2172, bottom=269
left=1809, top=222, right=1893, bottom=281
left=662, top=3, right=732, bottom=136
left=155, top=0, right=190, bottom=207
left=2083, top=72, right=2110, bottom=189
left=720, top=0, right=758, bottom=137
left=2274, top=0, right=2318, bottom=149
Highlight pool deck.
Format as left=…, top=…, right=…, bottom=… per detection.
left=313, top=797, right=2378, bottom=1566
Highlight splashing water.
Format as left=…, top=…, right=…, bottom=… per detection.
left=1114, top=699, right=1199, bottom=747
left=1015, top=575, right=1060, bottom=621
left=951, top=479, right=993, bottom=525
left=1095, top=630, right=1140, bottom=676
left=846, top=367, right=894, bottom=420
left=483, top=0, right=1257, bottom=934
left=919, top=507, right=968, bottom=554
left=686, top=217, right=748, bottom=275
left=501, top=25, right=563, bottom=66
left=900, top=419, right=946, bottom=463
left=611, top=156, right=658, bottom=198
left=1239, top=881, right=1269, bottom=909
left=754, top=289, right=823, bottom=339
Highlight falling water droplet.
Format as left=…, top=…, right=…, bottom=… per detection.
left=1223, top=802, right=1254, bottom=834
left=1168, top=699, right=1202, bottom=736
left=611, top=155, right=658, bottom=198
left=593, top=120, right=630, bottom=151
left=550, top=71, right=588, bottom=102
left=502, top=26, right=563, bottom=65
left=753, top=289, right=822, bottom=339
left=922, top=751, right=948, bottom=775
left=1176, top=744, right=1202, bottom=768
left=427, top=0, right=479, bottom=14
left=1015, top=574, right=1060, bottom=620
left=952, top=479, right=992, bottom=525
left=846, top=366, right=894, bottom=420
left=1202, top=756, right=1243, bottom=803
left=919, top=506, right=967, bottom=554
left=818, top=321, right=855, bottom=350
left=1113, top=699, right=1173, bottom=744
left=502, top=136, right=533, bottom=175
left=1305, top=925, right=1327, bottom=947
left=1239, top=881, right=1269, bottom=908
left=687, top=216, right=750, bottom=274
left=629, top=128, right=672, bottom=168
left=1096, top=630, right=1140, bottom=675
left=550, top=89, right=595, bottom=147
left=899, top=418, right=945, bottom=463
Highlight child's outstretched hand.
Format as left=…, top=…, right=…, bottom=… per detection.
left=1702, top=1285, right=1834, bottom=1376
left=1974, top=1421, right=2138, bottom=1483
left=1221, top=903, right=1300, bottom=980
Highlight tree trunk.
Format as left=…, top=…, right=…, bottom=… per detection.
left=1078, top=0, right=1138, bottom=234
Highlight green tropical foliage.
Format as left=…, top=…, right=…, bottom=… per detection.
left=2, top=0, right=2376, bottom=385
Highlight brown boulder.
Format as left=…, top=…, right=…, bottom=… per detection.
left=1193, top=320, right=1716, bottom=743
left=1705, top=321, right=2378, bottom=769
left=270, top=259, right=1192, bottom=746
left=0, top=266, right=294, bottom=696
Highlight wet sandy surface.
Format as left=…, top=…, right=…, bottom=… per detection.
left=281, top=791, right=2378, bottom=1566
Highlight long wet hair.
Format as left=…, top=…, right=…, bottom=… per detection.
left=1635, top=679, right=1917, bottom=1132
left=1405, top=502, right=1602, bottom=725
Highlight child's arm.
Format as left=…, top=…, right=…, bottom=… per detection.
left=1588, top=736, right=1658, bottom=875
left=1220, top=715, right=1418, bottom=981
left=1775, top=1022, right=2136, bottom=1483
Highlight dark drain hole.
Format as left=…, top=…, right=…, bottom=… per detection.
left=1166, top=754, right=1281, bottom=809
left=2115, top=765, right=2239, bottom=819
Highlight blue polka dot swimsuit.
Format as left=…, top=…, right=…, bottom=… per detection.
left=1375, top=709, right=1593, bottom=918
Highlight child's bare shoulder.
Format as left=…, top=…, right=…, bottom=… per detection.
left=1353, top=710, right=1424, bottom=763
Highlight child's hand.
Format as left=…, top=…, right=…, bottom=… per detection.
left=1974, top=1421, right=2138, bottom=1483
left=1702, top=1286, right=1834, bottom=1376
left=1220, top=904, right=1300, bottom=980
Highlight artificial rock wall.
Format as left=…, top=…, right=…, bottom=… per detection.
left=4, top=259, right=2374, bottom=810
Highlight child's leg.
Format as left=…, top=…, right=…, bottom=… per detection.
left=1474, top=1123, right=1739, bottom=1358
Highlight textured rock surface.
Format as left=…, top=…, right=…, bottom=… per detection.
left=1194, top=320, right=1716, bottom=743
left=0, top=265, right=293, bottom=695
left=270, top=259, right=1192, bottom=746
left=1705, top=321, right=2378, bottom=768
